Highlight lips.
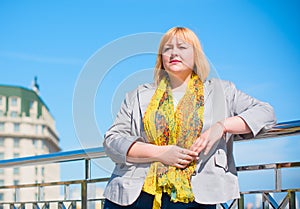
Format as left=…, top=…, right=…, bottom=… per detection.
left=170, top=59, right=181, bottom=63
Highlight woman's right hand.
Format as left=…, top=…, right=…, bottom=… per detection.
left=155, top=145, right=198, bottom=169
left=127, top=142, right=198, bottom=168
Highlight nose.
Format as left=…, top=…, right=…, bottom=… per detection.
left=170, top=47, right=179, bottom=57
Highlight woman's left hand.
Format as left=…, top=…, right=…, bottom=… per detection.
left=190, top=122, right=225, bottom=155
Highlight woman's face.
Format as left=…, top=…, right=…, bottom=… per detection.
left=162, top=36, right=194, bottom=76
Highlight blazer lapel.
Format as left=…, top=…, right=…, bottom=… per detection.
left=204, top=79, right=214, bottom=104
left=204, top=79, right=227, bottom=125
left=137, top=83, right=156, bottom=118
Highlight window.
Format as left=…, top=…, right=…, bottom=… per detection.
left=10, top=111, right=18, bottom=118
left=35, top=167, right=38, bottom=175
left=29, top=101, right=34, bottom=109
left=41, top=167, right=45, bottom=177
left=0, top=137, right=4, bottom=146
left=10, top=97, right=17, bottom=106
left=13, top=168, right=19, bottom=175
left=14, top=123, right=20, bottom=132
left=0, top=169, right=4, bottom=174
left=0, top=122, right=4, bottom=132
left=0, top=180, right=4, bottom=186
left=13, top=138, right=19, bottom=148
left=35, top=125, right=39, bottom=134
left=13, top=153, right=19, bottom=158
left=13, top=180, right=19, bottom=185
left=42, top=140, right=45, bottom=149
left=0, top=110, right=3, bottom=117
left=32, top=140, right=38, bottom=149
left=0, top=152, right=4, bottom=159
left=0, top=193, right=3, bottom=201
left=0, top=96, right=2, bottom=106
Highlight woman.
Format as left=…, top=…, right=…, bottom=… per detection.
left=103, top=27, right=276, bottom=209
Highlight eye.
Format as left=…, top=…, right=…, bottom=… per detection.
left=178, top=44, right=188, bottom=49
left=163, top=47, right=171, bottom=52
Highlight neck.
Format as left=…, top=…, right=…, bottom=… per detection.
left=168, top=71, right=192, bottom=90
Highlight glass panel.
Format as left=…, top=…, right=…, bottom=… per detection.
left=13, top=167, right=20, bottom=175
left=10, top=111, right=18, bottom=118
left=0, top=122, right=4, bottom=131
left=13, top=138, right=19, bottom=148
left=10, top=97, right=17, bottom=106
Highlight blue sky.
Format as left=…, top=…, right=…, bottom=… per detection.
left=0, top=0, right=299, bottom=203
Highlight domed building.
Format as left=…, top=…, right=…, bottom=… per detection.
left=0, top=79, right=60, bottom=203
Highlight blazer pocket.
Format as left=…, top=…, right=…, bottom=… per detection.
left=214, top=149, right=228, bottom=172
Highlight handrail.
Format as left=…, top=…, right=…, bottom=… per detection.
left=237, top=161, right=300, bottom=171
left=0, top=147, right=106, bottom=168
left=244, top=119, right=300, bottom=140
left=0, top=120, right=299, bottom=168
left=0, top=120, right=299, bottom=209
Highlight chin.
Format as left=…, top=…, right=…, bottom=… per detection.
left=167, top=68, right=191, bottom=74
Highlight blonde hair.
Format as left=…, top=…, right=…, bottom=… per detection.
left=154, top=27, right=210, bottom=84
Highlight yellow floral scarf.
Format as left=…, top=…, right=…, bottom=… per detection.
left=142, top=72, right=204, bottom=209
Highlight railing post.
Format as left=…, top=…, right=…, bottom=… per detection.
left=85, top=159, right=91, bottom=180
left=237, top=194, right=244, bottom=209
left=14, top=188, right=19, bottom=202
left=81, top=181, right=87, bottom=209
left=64, top=184, right=70, bottom=201
left=38, top=185, right=41, bottom=202
left=289, top=191, right=295, bottom=209
left=100, top=200, right=104, bottom=209
left=81, top=159, right=90, bottom=209
left=275, top=167, right=282, bottom=191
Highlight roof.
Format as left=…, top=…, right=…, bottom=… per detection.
left=0, top=84, right=50, bottom=111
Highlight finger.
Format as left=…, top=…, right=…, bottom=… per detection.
left=174, top=159, right=187, bottom=169
left=185, top=154, right=199, bottom=163
left=190, top=139, right=202, bottom=152
left=181, top=149, right=198, bottom=158
left=191, top=137, right=203, bottom=147
left=187, top=149, right=199, bottom=156
left=180, top=156, right=194, bottom=164
left=174, top=163, right=187, bottom=169
left=193, top=137, right=208, bottom=154
left=181, top=154, right=193, bottom=161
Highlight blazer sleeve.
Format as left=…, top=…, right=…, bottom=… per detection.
left=103, top=89, right=144, bottom=164
left=227, top=81, right=277, bottom=138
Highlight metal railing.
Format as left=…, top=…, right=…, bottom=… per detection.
left=0, top=120, right=299, bottom=209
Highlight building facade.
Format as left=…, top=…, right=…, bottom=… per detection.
left=0, top=83, right=60, bottom=203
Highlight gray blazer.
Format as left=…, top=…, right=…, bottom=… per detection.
left=103, top=78, right=276, bottom=205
